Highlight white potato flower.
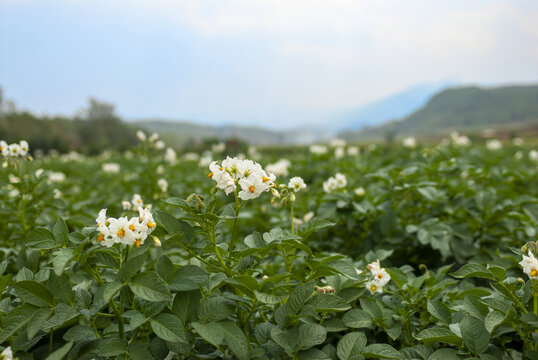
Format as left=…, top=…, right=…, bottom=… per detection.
left=329, top=138, right=347, bottom=147
left=1, top=346, right=13, bottom=360
left=209, top=157, right=276, bottom=201
left=348, top=146, right=359, bottom=156
left=8, top=143, right=21, bottom=156
left=266, top=159, right=290, bottom=177
left=95, top=207, right=156, bottom=248
left=122, top=201, right=131, bottom=210
left=0, top=141, right=8, bottom=156
left=136, top=130, right=147, bottom=141
left=335, top=147, right=345, bottom=159
left=19, top=140, right=29, bottom=156
left=529, top=150, right=538, bottom=161
left=355, top=187, right=365, bottom=196
left=102, top=163, right=120, bottom=173
left=155, top=140, right=166, bottom=150
left=402, top=137, right=417, bottom=148
left=323, top=173, right=347, bottom=193
left=164, top=148, right=177, bottom=164
left=158, top=178, right=168, bottom=193
left=149, top=132, right=159, bottom=142
left=486, top=139, right=502, bottom=150
left=365, top=279, right=384, bottom=294
left=48, top=172, right=66, bottom=183
left=131, top=194, right=143, bottom=208
left=519, top=251, right=538, bottom=279
left=309, top=144, right=328, bottom=155
left=288, top=177, right=307, bottom=192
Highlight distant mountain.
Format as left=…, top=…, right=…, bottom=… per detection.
left=134, top=119, right=334, bottom=146
left=336, top=82, right=453, bottom=130
left=340, top=84, right=538, bottom=141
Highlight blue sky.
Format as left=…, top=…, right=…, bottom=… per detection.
left=1, top=0, right=538, bottom=128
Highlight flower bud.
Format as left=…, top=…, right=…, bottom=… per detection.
left=289, top=192, right=296, bottom=202
left=271, top=188, right=280, bottom=198
left=152, top=236, right=162, bottom=247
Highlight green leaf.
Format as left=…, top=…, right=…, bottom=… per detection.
left=197, top=297, right=234, bottom=322
left=337, top=332, right=367, bottom=360
left=192, top=321, right=224, bottom=348
left=93, top=338, right=128, bottom=356
left=460, top=315, right=490, bottom=355
left=362, top=344, right=403, bottom=359
left=306, top=294, right=351, bottom=313
left=52, top=248, right=75, bottom=276
left=172, top=290, right=201, bottom=326
left=28, top=227, right=59, bottom=250
left=415, top=327, right=462, bottom=347
left=428, top=348, right=461, bottom=360
left=13, top=280, right=55, bottom=306
left=63, top=325, right=97, bottom=342
left=487, top=265, right=506, bottom=281
left=271, top=327, right=297, bottom=356
left=150, top=313, right=185, bottom=343
left=297, top=323, right=327, bottom=351
left=342, top=309, right=373, bottom=328
left=427, top=300, right=451, bottom=324
left=118, top=254, right=147, bottom=282
left=360, top=299, right=383, bottom=320
left=27, top=307, right=53, bottom=338
left=287, top=283, right=314, bottom=315
left=169, top=265, right=208, bottom=291
left=53, top=217, right=70, bottom=246
left=254, top=291, right=287, bottom=305
left=327, top=260, right=360, bottom=280
left=449, top=264, right=495, bottom=280
left=219, top=320, right=250, bottom=360
left=44, top=341, right=73, bottom=360
left=154, top=210, right=193, bottom=241
left=48, top=273, right=75, bottom=305
left=129, top=272, right=171, bottom=302
left=0, top=303, right=39, bottom=343
left=156, top=255, right=175, bottom=283
left=484, top=310, right=505, bottom=333
left=103, top=281, right=124, bottom=303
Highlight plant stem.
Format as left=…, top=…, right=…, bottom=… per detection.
left=229, top=191, right=241, bottom=252
left=532, top=279, right=538, bottom=315
left=499, top=282, right=527, bottom=314
left=290, top=202, right=295, bottom=235
left=534, top=279, right=537, bottom=315
left=49, top=330, right=53, bottom=354
left=210, top=230, right=231, bottom=276
left=109, top=300, right=125, bottom=339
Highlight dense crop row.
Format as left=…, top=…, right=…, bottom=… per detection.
left=0, top=135, right=537, bottom=359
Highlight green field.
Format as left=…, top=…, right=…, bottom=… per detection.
left=1, top=135, right=538, bottom=359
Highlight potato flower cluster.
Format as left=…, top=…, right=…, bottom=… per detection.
left=365, top=260, right=391, bottom=294
left=323, top=173, right=347, bottom=193
left=95, top=207, right=156, bottom=248
left=208, top=157, right=277, bottom=201
left=519, top=251, right=538, bottom=279
left=0, top=140, right=29, bottom=157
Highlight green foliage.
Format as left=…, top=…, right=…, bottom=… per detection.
left=0, top=140, right=538, bottom=359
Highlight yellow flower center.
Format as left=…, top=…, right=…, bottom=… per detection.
left=262, top=176, right=270, bottom=182
left=147, top=221, right=155, bottom=228
left=129, top=224, right=135, bottom=231
left=371, top=285, right=377, bottom=291
left=249, top=185, right=255, bottom=193
left=135, top=239, right=141, bottom=247
left=531, top=269, right=537, bottom=277
left=97, top=234, right=104, bottom=242
left=377, top=274, right=383, bottom=279
left=208, top=172, right=214, bottom=178
left=117, top=229, right=125, bottom=237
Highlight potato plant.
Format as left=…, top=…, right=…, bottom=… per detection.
left=0, top=137, right=537, bottom=359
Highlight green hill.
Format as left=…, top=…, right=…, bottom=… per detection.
left=341, top=84, right=538, bottom=140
